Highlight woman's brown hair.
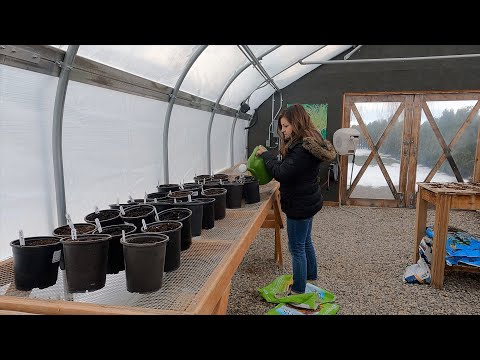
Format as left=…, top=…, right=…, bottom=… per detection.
left=277, top=104, right=323, bottom=157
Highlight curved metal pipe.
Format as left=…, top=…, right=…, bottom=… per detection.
left=163, top=45, right=208, bottom=184
left=229, top=110, right=239, bottom=167
left=52, top=45, right=79, bottom=227
left=299, top=52, right=480, bottom=64
left=207, top=45, right=281, bottom=174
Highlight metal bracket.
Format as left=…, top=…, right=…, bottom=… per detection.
left=168, top=93, right=176, bottom=101
left=0, top=45, right=41, bottom=64
left=55, top=60, right=73, bottom=71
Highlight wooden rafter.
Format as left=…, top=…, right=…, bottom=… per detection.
left=422, top=103, right=464, bottom=182
left=347, top=102, right=405, bottom=198
left=350, top=104, right=399, bottom=200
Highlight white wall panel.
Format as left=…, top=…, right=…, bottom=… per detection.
left=234, top=119, right=249, bottom=165
left=62, top=81, right=167, bottom=223
left=211, top=114, right=234, bottom=174
left=0, top=65, right=58, bottom=260
left=168, top=105, right=211, bottom=183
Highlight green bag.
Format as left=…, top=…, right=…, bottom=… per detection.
left=247, top=146, right=273, bottom=185
left=258, top=274, right=337, bottom=310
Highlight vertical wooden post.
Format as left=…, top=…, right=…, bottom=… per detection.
left=414, top=187, right=428, bottom=263
left=212, top=281, right=231, bottom=315
left=272, top=190, right=284, bottom=266
left=430, top=194, right=452, bottom=289
left=474, top=114, right=480, bottom=182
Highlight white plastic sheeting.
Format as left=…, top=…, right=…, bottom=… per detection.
left=0, top=65, right=247, bottom=260
left=247, top=45, right=353, bottom=111
left=233, top=119, right=249, bottom=165
left=0, top=65, right=58, bottom=260
left=62, top=81, right=167, bottom=223
left=210, top=114, right=234, bottom=173
left=52, top=45, right=352, bottom=114
left=168, top=105, right=211, bottom=183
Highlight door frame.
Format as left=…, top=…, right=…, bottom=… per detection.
left=341, top=91, right=480, bottom=208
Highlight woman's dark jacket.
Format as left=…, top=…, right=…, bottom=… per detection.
left=260, top=136, right=336, bottom=219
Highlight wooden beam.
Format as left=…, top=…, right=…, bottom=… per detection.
left=430, top=194, right=452, bottom=289
left=346, top=198, right=399, bottom=207
left=474, top=111, right=480, bottom=182
left=405, top=95, right=423, bottom=208
left=414, top=187, right=428, bottom=263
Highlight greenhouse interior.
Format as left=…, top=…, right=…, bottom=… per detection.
left=0, top=45, right=479, bottom=315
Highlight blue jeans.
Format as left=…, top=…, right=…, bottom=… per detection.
left=286, top=217, right=317, bottom=293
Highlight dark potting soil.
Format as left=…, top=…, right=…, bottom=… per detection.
left=86, top=210, right=119, bottom=222
left=100, top=225, right=135, bottom=237
left=126, top=237, right=161, bottom=244
left=213, top=174, right=229, bottom=180
left=55, top=224, right=96, bottom=235
left=158, top=210, right=189, bottom=221
left=24, top=238, right=60, bottom=246
left=124, top=206, right=152, bottom=217
left=147, top=223, right=180, bottom=232
left=203, top=188, right=225, bottom=195
left=169, top=191, right=193, bottom=198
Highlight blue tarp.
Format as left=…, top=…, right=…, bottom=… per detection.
left=426, top=227, right=480, bottom=267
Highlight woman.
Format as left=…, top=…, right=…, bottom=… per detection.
left=256, top=104, right=336, bottom=294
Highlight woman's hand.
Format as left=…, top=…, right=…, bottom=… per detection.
left=256, top=145, right=267, bottom=156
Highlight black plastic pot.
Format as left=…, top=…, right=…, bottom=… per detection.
left=146, top=192, right=168, bottom=201
left=85, top=209, right=123, bottom=227
left=109, top=203, right=137, bottom=210
left=195, top=197, right=216, bottom=229
left=168, top=190, right=194, bottom=202
left=194, top=175, right=212, bottom=184
left=202, top=188, right=227, bottom=220
left=10, top=236, right=63, bottom=291
left=120, top=204, right=156, bottom=233
left=93, top=223, right=137, bottom=274
left=156, top=183, right=180, bottom=194
left=53, top=223, right=96, bottom=238
left=222, top=181, right=244, bottom=209
left=153, top=199, right=203, bottom=237
left=157, top=208, right=192, bottom=251
left=143, top=220, right=183, bottom=272
left=213, top=173, right=230, bottom=181
left=202, top=181, right=222, bottom=190
left=243, top=179, right=260, bottom=204
left=121, top=233, right=169, bottom=293
left=60, top=234, right=111, bottom=293
left=182, top=183, right=202, bottom=198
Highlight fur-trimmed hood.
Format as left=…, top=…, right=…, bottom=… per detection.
left=302, top=136, right=337, bottom=162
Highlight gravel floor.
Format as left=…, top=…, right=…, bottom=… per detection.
left=226, top=206, right=480, bottom=315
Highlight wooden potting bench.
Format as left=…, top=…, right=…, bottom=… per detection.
left=0, top=178, right=284, bottom=315
left=414, top=182, right=480, bottom=289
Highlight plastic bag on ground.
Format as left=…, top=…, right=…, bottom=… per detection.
left=266, top=302, right=340, bottom=315
left=258, top=274, right=336, bottom=310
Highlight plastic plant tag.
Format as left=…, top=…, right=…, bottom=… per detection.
left=128, top=195, right=134, bottom=203
left=173, top=198, right=177, bottom=204
left=141, top=219, right=147, bottom=231
left=19, top=230, right=25, bottom=246
left=188, top=194, right=192, bottom=202
left=119, top=206, right=125, bottom=215
left=66, top=213, right=74, bottom=229
left=94, top=206, right=100, bottom=214
left=154, top=208, right=159, bottom=222
left=154, top=198, right=157, bottom=203
left=95, top=218, right=102, bottom=233
left=52, top=250, right=61, bottom=264
left=144, top=192, right=147, bottom=203
left=116, top=197, right=120, bottom=206
left=71, top=228, right=77, bottom=240
left=179, top=183, right=184, bottom=190
left=220, top=179, right=223, bottom=185
left=122, top=230, right=126, bottom=243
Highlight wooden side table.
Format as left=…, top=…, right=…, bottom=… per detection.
left=414, top=182, right=480, bottom=289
